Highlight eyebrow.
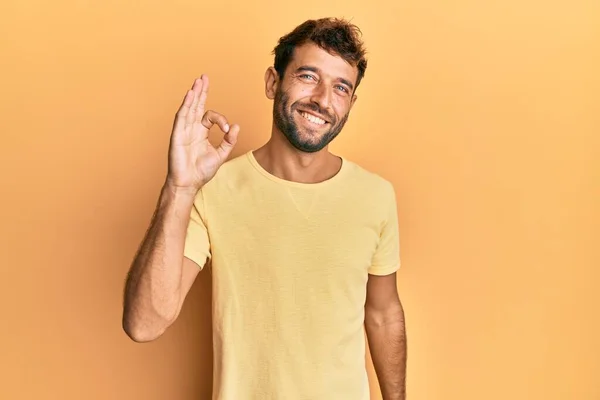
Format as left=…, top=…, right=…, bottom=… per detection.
left=296, top=65, right=355, bottom=91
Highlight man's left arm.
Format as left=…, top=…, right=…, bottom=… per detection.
left=365, top=272, right=407, bottom=400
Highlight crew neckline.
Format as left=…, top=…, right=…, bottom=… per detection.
left=246, top=150, right=349, bottom=188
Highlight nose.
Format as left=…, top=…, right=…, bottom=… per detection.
left=310, top=81, right=333, bottom=112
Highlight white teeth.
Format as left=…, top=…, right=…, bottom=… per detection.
left=300, top=111, right=326, bottom=125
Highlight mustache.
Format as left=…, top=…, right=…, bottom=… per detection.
left=293, top=102, right=335, bottom=123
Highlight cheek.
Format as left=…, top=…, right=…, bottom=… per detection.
left=296, top=86, right=313, bottom=98
left=333, top=98, right=352, bottom=116
left=282, top=85, right=307, bottom=104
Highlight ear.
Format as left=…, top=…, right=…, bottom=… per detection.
left=264, top=67, right=279, bottom=100
left=350, top=93, right=358, bottom=109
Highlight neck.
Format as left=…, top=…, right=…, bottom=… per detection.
left=252, top=125, right=342, bottom=184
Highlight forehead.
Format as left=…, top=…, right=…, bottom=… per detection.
left=287, top=42, right=358, bottom=84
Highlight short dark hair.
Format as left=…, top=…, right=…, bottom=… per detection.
left=272, top=18, right=368, bottom=91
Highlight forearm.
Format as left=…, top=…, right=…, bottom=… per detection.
left=365, top=304, right=407, bottom=400
left=122, top=184, right=196, bottom=342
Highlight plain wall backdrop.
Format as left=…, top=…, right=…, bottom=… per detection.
left=1, top=0, right=598, bottom=399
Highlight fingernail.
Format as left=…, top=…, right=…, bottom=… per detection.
left=224, top=124, right=230, bottom=132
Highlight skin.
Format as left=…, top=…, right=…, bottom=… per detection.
left=365, top=273, right=408, bottom=400
left=254, top=43, right=358, bottom=183
left=122, top=41, right=406, bottom=399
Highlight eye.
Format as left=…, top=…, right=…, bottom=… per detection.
left=300, top=74, right=316, bottom=81
left=335, top=85, right=349, bottom=94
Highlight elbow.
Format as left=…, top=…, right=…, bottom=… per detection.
left=122, top=312, right=172, bottom=343
left=365, top=304, right=405, bottom=328
left=121, top=294, right=181, bottom=343
left=123, top=324, right=162, bottom=343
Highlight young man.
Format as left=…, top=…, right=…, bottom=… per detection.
left=122, top=17, right=407, bottom=400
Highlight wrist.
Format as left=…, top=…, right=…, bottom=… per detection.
left=160, top=182, right=198, bottom=206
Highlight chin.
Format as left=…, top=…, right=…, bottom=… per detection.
left=286, top=132, right=331, bottom=153
left=274, top=110, right=337, bottom=153
left=295, top=142, right=324, bottom=153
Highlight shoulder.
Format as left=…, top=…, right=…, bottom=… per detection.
left=201, top=151, right=253, bottom=190
left=216, top=151, right=251, bottom=175
left=342, top=157, right=397, bottom=201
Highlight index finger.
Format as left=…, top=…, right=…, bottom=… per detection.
left=201, top=110, right=230, bottom=133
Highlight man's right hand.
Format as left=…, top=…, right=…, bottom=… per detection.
left=165, top=75, right=240, bottom=194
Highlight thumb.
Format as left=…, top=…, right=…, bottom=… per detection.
left=216, top=123, right=240, bottom=160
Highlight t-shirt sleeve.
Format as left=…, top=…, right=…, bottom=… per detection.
left=368, top=182, right=401, bottom=276
left=183, top=187, right=211, bottom=270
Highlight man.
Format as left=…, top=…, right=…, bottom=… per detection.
left=122, top=17, right=407, bottom=400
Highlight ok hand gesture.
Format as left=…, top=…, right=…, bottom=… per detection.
left=166, top=75, right=240, bottom=193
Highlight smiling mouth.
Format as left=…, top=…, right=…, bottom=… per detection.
left=298, top=110, right=328, bottom=126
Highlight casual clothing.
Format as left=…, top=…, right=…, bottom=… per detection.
left=184, top=150, right=401, bottom=400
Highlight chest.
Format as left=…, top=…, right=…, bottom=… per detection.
left=207, top=188, right=383, bottom=279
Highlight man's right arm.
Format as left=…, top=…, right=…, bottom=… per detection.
left=121, top=184, right=202, bottom=343
left=121, top=75, right=239, bottom=342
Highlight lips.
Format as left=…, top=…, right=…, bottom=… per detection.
left=296, top=109, right=331, bottom=126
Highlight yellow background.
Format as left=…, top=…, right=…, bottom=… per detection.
left=1, top=0, right=598, bottom=399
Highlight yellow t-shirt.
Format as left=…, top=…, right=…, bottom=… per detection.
left=184, top=150, right=401, bottom=400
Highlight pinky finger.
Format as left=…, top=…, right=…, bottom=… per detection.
left=175, top=90, right=194, bottom=126
left=177, top=90, right=194, bottom=118
left=185, top=89, right=200, bottom=127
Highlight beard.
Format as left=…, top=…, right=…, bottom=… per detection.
left=272, top=88, right=350, bottom=153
